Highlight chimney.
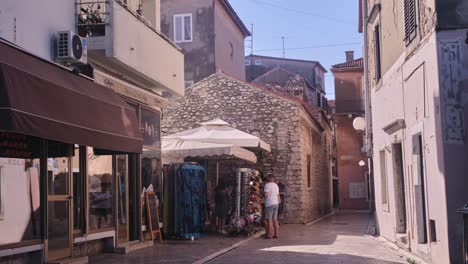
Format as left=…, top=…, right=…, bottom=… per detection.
left=345, top=51, right=354, bottom=62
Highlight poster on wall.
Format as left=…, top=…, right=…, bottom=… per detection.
left=140, top=108, right=161, bottom=148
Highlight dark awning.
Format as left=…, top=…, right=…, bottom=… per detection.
left=0, top=40, right=143, bottom=153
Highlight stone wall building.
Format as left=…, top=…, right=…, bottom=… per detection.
left=162, top=72, right=333, bottom=224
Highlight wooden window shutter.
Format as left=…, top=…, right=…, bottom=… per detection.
left=404, top=0, right=417, bottom=44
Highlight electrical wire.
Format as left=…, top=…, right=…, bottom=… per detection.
left=249, top=0, right=353, bottom=25
left=254, top=42, right=361, bottom=52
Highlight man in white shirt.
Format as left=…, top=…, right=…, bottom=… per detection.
left=264, top=174, right=280, bottom=239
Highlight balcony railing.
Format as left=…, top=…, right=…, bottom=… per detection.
left=77, top=1, right=108, bottom=37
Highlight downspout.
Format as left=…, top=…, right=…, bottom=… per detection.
left=362, top=0, right=375, bottom=213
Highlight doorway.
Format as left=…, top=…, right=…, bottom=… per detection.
left=413, top=134, right=428, bottom=244
left=392, top=143, right=407, bottom=234
left=46, top=143, right=72, bottom=261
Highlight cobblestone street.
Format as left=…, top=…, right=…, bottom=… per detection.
left=209, top=212, right=407, bottom=264
left=91, top=212, right=408, bottom=264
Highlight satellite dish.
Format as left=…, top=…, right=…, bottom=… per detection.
left=353, top=117, right=366, bottom=131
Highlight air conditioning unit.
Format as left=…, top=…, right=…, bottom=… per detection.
left=55, top=31, right=87, bottom=65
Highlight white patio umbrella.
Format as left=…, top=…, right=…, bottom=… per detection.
left=163, top=118, right=271, bottom=152
left=161, top=138, right=257, bottom=163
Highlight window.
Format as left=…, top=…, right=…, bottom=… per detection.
left=404, top=0, right=417, bottom=45
left=228, top=42, right=234, bottom=57
left=88, top=147, right=114, bottom=231
left=307, top=154, right=311, bottom=188
left=254, top=59, right=262, bottom=65
left=245, top=60, right=251, bottom=66
left=379, top=150, right=389, bottom=211
left=374, top=24, right=382, bottom=82
left=174, top=14, right=192, bottom=43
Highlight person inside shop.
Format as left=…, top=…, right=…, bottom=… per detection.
left=215, top=181, right=229, bottom=235
left=264, top=174, right=280, bottom=239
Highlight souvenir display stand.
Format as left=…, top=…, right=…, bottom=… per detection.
left=229, top=168, right=263, bottom=235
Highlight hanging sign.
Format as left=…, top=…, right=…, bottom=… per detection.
left=141, top=108, right=161, bottom=148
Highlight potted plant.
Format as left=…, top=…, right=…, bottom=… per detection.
left=78, top=3, right=106, bottom=37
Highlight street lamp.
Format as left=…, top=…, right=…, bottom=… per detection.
left=353, top=117, right=366, bottom=131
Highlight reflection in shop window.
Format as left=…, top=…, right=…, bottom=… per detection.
left=142, top=153, right=162, bottom=192
left=88, top=148, right=114, bottom=231
left=73, top=146, right=83, bottom=232
left=0, top=158, right=41, bottom=245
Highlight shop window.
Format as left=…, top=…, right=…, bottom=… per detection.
left=116, top=154, right=129, bottom=243
left=142, top=152, right=162, bottom=225
left=0, top=158, right=41, bottom=245
left=88, top=147, right=114, bottom=231
left=141, top=108, right=161, bottom=148
left=142, top=153, right=162, bottom=192
left=73, top=145, right=85, bottom=233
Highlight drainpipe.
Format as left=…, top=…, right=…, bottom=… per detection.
left=362, top=0, right=375, bottom=213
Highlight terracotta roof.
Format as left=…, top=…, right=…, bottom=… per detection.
left=218, top=0, right=251, bottom=37
left=331, top=58, right=363, bottom=70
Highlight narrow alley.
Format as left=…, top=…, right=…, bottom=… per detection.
left=1, top=0, right=467, bottom=263
left=90, top=212, right=407, bottom=264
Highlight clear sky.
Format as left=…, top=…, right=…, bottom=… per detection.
left=229, top=0, right=363, bottom=99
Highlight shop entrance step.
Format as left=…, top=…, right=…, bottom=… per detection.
left=113, top=240, right=154, bottom=254
left=47, top=256, right=88, bottom=264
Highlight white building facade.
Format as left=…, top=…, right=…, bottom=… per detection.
left=0, top=0, right=183, bottom=263
left=362, top=0, right=468, bottom=263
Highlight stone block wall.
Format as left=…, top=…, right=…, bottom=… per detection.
left=299, top=115, right=332, bottom=223
left=162, top=72, right=332, bottom=223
